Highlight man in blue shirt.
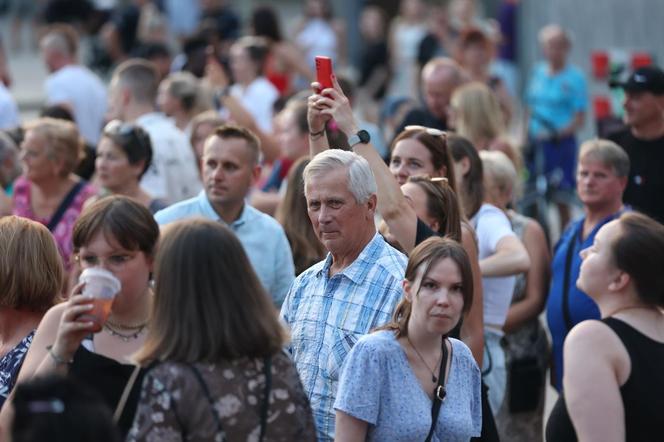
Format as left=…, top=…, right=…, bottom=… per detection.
left=280, top=149, right=406, bottom=441
left=546, top=139, right=629, bottom=391
left=155, top=124, right=294, bottom=306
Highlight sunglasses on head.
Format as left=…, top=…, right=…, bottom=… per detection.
left=404, top=125, right=446, bottom=138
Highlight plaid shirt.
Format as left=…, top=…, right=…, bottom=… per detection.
left=280, top=233, right=407, bottom=441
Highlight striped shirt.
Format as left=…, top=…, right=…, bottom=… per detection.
left=280, top=233, right=407, bottom=441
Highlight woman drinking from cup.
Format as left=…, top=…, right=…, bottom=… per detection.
left=0, top=196, right=158, bottom=437
left=334, top=237, right=482, bottom=441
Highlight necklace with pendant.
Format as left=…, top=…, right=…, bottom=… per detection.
left=103, top=323, right=147, bottom=342
left=406, top=335, right=443, bottom=383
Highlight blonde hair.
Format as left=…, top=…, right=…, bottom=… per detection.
left=480, top=150, right=519, bottom=202
left=578, top=139, right=630, bottom=177
left=24, top=118, right=83, bottom=177
left=0, top=216, right=63, bottom=312
left=451, top=82, right=505, bottom=147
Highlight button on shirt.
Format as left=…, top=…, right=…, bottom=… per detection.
left=280, top=233, right=407, bottom=441
left=154, top=191, right=295, bottom=306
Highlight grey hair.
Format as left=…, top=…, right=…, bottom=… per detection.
left=303, top=149, right=377, bottom=204
left=578, top=138, right=630, bottom=177
left=538, top=24, right=571, bottom=47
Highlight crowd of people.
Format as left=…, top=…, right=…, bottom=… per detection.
left=0, top=1, right=663, bottom=441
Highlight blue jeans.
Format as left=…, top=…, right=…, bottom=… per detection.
left=482, top=330, right=507, bottom=415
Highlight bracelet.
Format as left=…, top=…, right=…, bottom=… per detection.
left=309, top=128, right=325, bottom=139
left=46, top=345, right=74, bottom=365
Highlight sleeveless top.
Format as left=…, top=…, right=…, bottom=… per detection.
left=0, top=331, right=35, bottom=409
left=546, top=317, right=664, bottom=442
left=69, top=339, right=146, bottom=438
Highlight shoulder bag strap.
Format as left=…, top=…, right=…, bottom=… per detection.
left=561, top=228, right=581, bottom=332
left=424, top=338, right=451, bottom=442
left=46, top=180, right=86, bottom=232
left=186, top=363, right=225, bottom=437
left=113, top=364, right=141, bottom=424
left=259, top=356, right=272, bottom=442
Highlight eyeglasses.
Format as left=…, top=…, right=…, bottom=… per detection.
left=74, top=252, right=136, bottom=271
left=404, top=125, right=447, bottom=138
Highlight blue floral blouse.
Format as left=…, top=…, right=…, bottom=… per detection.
left=0, top=330, right=35, bottom=409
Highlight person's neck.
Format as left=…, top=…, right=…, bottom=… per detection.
left=108, top=288, right=152, bottom=327
left=548, top=60, right=565, bottom=74
left=33, top=174, right=76, bottom=199
left=124, top=104, right=157, bottom=123
left=597, top=290, right=648, bottom=318
left=239, top=75, right=258, bottom=88
left=0, top=308, right=42, bottom=348
left=406, top=320, right=442, bottom=355
left=329, top=228, right=375, bottom=275
left=630, top=118, right=664, bottom=140
left=109, top=180, right=145, bottom=202
left=211, top=199, right=245, bottom=225
left=584, top=200, right=623, bottom=235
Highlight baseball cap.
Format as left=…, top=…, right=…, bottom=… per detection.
left=610, top=65, right=664, bottom=95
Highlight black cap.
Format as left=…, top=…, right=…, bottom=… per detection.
left=610, top=65, right=664, bottom=95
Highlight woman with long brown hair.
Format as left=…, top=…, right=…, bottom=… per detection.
left=334, top=237, right=481, bottom=441
left=128, top=219, right=316, bottom=441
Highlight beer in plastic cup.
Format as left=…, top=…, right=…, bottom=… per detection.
left=78, top=268, right=121, bottom=331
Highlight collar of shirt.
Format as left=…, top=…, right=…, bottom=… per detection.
left=197, top=190, right=252, bottom=230
left=315, top=233, right=384, bottom=285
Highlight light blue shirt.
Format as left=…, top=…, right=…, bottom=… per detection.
left=527, top=62, right=588, bottom=137
left=280, top=233, right=407, bottom=441
left=155, top=191, right=294, bottom=306
left=335, top=331, right=482, bottom=442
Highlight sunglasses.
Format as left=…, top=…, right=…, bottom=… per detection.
left=103, top=120, right=148, bottom=151
left=404, top=125, right=447, bottom=138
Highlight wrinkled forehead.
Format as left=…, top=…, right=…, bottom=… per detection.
left=304, top=167, right=351, bottom=197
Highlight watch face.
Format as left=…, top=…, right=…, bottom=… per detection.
left=358, top=130, right=370, bottom=143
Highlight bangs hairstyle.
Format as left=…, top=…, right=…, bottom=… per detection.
left=407, top=176, right=462, bottom=241
left=72, top=196, right=159, bottom=256
left=0, top=216, right=62, bottom=312
left=612, top=212, right=664, bottom=308
left=135, top=219, right=287, bottom=364
left=380, top=237, right=473, bottom=337
left=392, top=128, right=457, bottom=193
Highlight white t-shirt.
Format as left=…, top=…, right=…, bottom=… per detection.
left=44, top=65, right=107, bottom=145
left=472, top=203, right=517, bottom=329
left=136, top=112, right=202, bottom=205
left=229, top=77, right=278, bottom=133
left=0, top=83, right=19, bottom=130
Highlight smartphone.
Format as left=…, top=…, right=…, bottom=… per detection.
left=315, top=56, right=334, bottom=90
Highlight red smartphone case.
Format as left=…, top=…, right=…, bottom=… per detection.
left=315, top=56, right=334, bottom=90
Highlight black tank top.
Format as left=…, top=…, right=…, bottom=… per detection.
left=546, top=317, right=664, bottom=441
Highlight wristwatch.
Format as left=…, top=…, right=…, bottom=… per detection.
left=348, top=129, right=371, bottom=147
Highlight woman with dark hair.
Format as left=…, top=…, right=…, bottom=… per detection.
left=0, top=196, right=159, bottom=438
left=546, top=212, right=664, bottom=441
left=0, top=217, right=63, bottom=409
left=94, top=120, right=166, bottom=214
left=128, top=219, right=316, bottom=441
left=275, top=157, right=326, bottom=275
left=335, top=237, right=481, bottom=440
left=250, top=5, right=313, bottom=97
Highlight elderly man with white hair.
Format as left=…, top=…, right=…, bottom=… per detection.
left=280, top=149, right=407, bottom=442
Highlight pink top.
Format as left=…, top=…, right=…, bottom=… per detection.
left=12, top=176, right=97, bottom=269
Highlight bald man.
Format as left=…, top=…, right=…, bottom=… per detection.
left=40, top=24, right=107, bottom=145
left=395, top=57, right=465, bottom=134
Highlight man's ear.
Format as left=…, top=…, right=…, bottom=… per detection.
left=251, top=164, right=262, bottom=183
left=365, top=193, right=377, bottom=216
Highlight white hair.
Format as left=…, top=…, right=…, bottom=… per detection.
left=303, top=149, right=377, bottom=203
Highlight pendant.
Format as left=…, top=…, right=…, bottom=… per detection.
left=431, top=374, right=438, bottom=383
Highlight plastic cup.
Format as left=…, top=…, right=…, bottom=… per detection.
left=78, top=268, right=122, bottom=330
